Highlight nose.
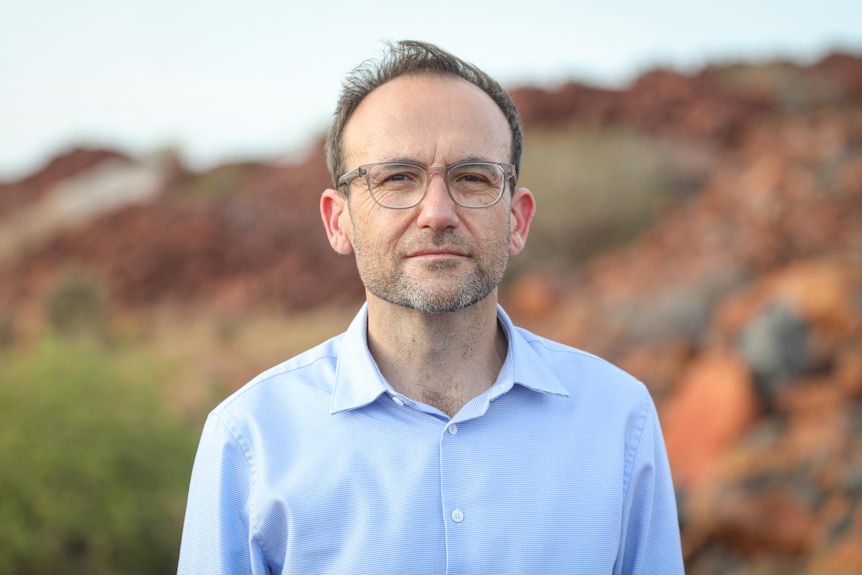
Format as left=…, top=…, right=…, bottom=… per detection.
left=415, top=172, right=459, bottom=230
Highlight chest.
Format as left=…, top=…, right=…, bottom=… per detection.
left=252, top=393, right=628, bottom=574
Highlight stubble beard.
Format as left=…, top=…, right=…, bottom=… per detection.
left=353, top=227, right=510, bottom=314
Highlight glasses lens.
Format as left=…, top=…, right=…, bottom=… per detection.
left=368, top=163, right=426, bottom=208
left=447, top=163, right=505, bottom=207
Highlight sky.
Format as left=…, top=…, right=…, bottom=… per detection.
left=2, top=0, right=861, bottom=180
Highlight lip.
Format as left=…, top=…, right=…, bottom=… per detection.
left=407, top=248, right=468, bottom=258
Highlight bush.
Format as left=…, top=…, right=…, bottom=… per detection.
left=515, top=126, right=684, bottom=271
left=177, top=162, right=251, bottom=203
left=45, top=269, right=107, bottom=337
left=0, top=337, right=198, bottom=574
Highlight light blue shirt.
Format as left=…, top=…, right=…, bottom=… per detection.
left=178, top=305, right=683, bottom=574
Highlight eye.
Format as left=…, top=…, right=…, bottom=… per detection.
left=370, top=164, right=427, bottom=194
left=383, top=172, right=416, bottom=183
left=449, top=164, right=501, bottom=188
left=458, top=172, right=489, bottom=184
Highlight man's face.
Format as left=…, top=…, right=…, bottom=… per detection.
left=323, top=74, right=533, bottom=314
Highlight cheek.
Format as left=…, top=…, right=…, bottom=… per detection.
left=345, top=197, right=380, bottom=238
left=349, top=208, right=408, bottom=250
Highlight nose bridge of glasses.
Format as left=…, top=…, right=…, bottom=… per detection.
left=425, top=166, right=447, bottom=184
left=418, top=172, right=454, bottom=216
left=416, top=172, right=460, bottom=222
left=423, top=166, right=451, bottom=194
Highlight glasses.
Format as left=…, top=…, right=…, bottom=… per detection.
left=337, top=161, right=517, bottom=209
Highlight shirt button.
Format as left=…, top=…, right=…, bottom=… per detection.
left=451, top=509, right=464, bottom=523
left=448, top=424, right=458, bottom=435
left=392, top=396, right=404, bottom=406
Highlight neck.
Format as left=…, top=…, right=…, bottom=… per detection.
left=366, top=292, right=507, bottom=417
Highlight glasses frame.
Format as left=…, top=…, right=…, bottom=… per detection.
left=337, top=160, right=517, bottom=209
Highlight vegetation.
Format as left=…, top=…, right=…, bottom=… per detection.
left=0, top=336, right=199, bottom=574
left=177, top=162, right=252, bottom=203
left=45, top=268, right=107, bottom=337
left=515, top=126, right=687, bottom=271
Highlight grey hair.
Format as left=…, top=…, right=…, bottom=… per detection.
left=325, top=40, right=523, bottom=190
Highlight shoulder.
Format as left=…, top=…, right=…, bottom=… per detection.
left=211, top=332, right=345, bottom=421
left=511, top=323, right=650, bottom=403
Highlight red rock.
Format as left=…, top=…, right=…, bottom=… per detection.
left=711, top=488, right=819, bottom=555
left=713, top=260, right=860, bottom=358
left=777, top=378, right=850, bottom=416
left=770, top=261, right=858, bottom=333
left=0, top=147, right=127, bottom=217
left=712, top=283, right=771, bottom=342
left=806, top=537, right=862, bottom=575
left=616, top=339, right=692, bottom=399
left=660, top=349, right=759, bottom=489
left=836, top=348, right=862, bottom=399
left=782, top=398, right=850, bottom=468
left=503, top=270, right=559, bottom=322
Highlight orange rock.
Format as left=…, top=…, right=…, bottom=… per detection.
left=836, top=348, right=862, bottom=398
left=660, top=349, right=759, bottom=488
left=771, top=260, right=857, bottom=334
left=714, top=259, right=859, bottom=343
left=806, top=537, right=862, bottom=575
left=683, top=481, right=820, bottom=561
left=740, top=152, right=786, bottom=195
left=711, top=488, right=819, bottom=555
left=616, top=339, right=692, bottom=399
left=504, top=270, right=559, bottom=321
left=712, top=283, right=771, bottom=341
left=776, top=379, right=850, bottom=482
left=776, top=377, right=849, bottom=417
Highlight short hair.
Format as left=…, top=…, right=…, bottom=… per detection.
left=325, top=40, right=523, bottom=190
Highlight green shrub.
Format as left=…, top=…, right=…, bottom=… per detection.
left=45, top=269, right=107, bottom=337
left=0, top=337, right=198, bottom=574
left=515, top=126, right=684, bottom=272
left=178, top=163, right=251, bottom=203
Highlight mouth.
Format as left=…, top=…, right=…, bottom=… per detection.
left=407, top=248, right=468, bottom=259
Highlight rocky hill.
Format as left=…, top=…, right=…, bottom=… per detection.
left=507, top=52, right=862, bottom=574
left=2, top=52, right=861, bottom=573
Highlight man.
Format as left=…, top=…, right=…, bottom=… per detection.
left=178, top=40, right=684, bottom=574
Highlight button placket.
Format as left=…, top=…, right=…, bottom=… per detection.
left=440, top=417, right=471, bottom=567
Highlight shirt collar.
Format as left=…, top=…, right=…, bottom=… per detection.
left=494, top=305, right=569, bottom=399
left=329, top=304, right=389, bottom=414
left=330, top=304, right=569, bottom=415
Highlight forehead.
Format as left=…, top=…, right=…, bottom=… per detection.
left=342, top=74, right=512, bottom=166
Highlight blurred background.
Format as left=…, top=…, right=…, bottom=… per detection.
left=1, top=1, right=861, bottom=573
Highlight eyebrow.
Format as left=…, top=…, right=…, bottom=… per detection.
left=374, top=155, right=498, bottom=167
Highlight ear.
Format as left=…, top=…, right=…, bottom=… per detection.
left=508, top=187, right=535, bottom=256
left=320, top=188, right=354, bottom=255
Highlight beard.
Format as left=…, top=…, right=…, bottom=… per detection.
left=351, top=225, right=510, bottom=314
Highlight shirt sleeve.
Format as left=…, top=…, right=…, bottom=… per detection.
left=177, top=412, right=269, bottom=575
left=616, top=395, right=685, bottom=575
